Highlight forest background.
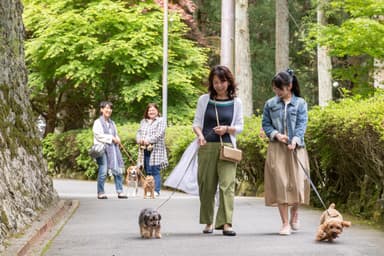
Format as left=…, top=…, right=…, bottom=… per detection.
left=22, top=0, right=384, bottom=226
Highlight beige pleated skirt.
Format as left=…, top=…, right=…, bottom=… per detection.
left=264, top=142, right=310, bottom=206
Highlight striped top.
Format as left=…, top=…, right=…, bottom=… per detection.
left=203, top=99, right=234, bottom=143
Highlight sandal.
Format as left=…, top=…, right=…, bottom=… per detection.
left=97, top=194, right=108, bottom=199
left=279, top=225, right=291, bottom=235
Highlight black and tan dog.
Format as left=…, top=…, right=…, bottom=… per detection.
left=139, top=208, right=162, bottom=239
left=316, top=203, right=351, bottom=242
left=125, top=166, right=141, bottom=197
left=143, top=175, right=155, bottom=199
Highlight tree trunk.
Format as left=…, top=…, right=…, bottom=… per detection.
left=317, top=0, right=333, bottom=106
left=221, top=0, right=235, bottom=72
left=235, top=0, right=253, bottom=116
left=0, top=0, right=57, bottom=250
left=275, top=0, right=289, bottom=72
left=374, top=59, right=384, bottom=89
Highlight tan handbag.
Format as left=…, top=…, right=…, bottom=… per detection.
left=220, top=145, right=242, bottom=163
left=214, top=101, right=242, bottom=163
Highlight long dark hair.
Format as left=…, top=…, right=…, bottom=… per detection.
left=208, top=65, right=237, bottom=99
left=143, top=103, right=161, bottom=119
left=272, top=69, right=301, bottom=97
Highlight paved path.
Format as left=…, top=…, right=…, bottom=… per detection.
left=43, top=179, right=384, bottom=256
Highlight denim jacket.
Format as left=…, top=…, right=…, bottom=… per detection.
left=262, top=94, right=308, bottom=147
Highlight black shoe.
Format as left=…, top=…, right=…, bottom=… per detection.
left=203, top=229, right=213, bottom=234
left=223, top=230, right=236, bottom=236
left=203, top=225, right=213, bottom=234
left=118, top=194, right=128, bottom=199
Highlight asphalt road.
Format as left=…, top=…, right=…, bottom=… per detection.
left=43, top=179, right=384, bottom=256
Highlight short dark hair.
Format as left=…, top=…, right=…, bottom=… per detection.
left=99, top=101, right=113, bottom=109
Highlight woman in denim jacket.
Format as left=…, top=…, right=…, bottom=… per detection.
left=262, top=70, right=310, bottom=235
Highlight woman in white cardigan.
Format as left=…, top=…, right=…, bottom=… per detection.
left=166, top=65, right=243, bottom=236
left=195, top=65, right=243, bottom=236
left=92, top=101, right=127, bottom=199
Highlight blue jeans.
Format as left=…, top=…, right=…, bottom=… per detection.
left=96, top=153, right=124, bottom=194
left=144, top=150, right=161, bottom=193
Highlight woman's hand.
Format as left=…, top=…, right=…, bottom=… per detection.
left=112, top=136, right=121, bottom=145
left=288, top=141, right=297, bottom=151
left=275, top=133, right=288, bottom=144
left=198, top=135, right=206, bottom=146
left=213, top=125, right=227, bottom=136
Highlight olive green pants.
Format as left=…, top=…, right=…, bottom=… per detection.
left=198, top=142, right=237, bottom=229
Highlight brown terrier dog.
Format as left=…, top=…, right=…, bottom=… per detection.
left=125, top=166, right=141, bottom=197
left=138, top=208, right=161, bottom=239
left=316, top=203, right=351, bottom=242
left=143, top=175, right=155, bottom=199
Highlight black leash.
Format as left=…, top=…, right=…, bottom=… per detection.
left=292, top=148, right=328, bottom=210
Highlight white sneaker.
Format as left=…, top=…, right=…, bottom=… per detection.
left=154, top=191, right=160, bottom=197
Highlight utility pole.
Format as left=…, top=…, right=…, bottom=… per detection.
left=162, top=0, right=168, bottom=124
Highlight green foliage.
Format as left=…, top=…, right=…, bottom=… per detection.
left=249, top=0, right=318, bottom=110
left=306, top=90, right=384, bottom=223
left=163, top=125, right=196, bottom=179
left=23, top=0, right=209, bottom=131
left=236, top=116, right=268, bottom=196
left=303, top=0, right=384, bottom=98
left=42, top=123, right=140, bottom=179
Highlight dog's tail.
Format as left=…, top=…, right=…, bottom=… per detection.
left=329, top=203, right=336, bottom=209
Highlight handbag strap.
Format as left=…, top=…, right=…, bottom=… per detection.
left=213, top=100, right=224, bottom=146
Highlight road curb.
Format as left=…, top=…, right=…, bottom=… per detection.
left=3, top=199, right=79, bottom=256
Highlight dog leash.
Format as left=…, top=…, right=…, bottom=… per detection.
left=292, top=148, right=328, bottom=211
left=155, top=145, right=197, bottom=211
left=120, top=143, right=147, bottom=179
left=119, top=143, right=137, bottom=166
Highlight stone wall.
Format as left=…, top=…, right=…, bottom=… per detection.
left=0, top=0, right=58, bottom=251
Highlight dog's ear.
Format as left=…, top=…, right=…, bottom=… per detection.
left=144, top=213, right=151, bottom=222
left=342, top=221, right=351, bottom=227
left=315, top=224, right=327, bottom=241
left=318, top=223, right=328, bottom=234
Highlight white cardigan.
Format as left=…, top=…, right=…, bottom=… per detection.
left=92, top=117, right=117, bottom=145
left=164, top=94, right=244, bottom=195
left=193, top=94, right=243, bottom=148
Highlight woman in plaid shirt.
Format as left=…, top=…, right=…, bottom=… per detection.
left=136, top=103, right=168, bottom=196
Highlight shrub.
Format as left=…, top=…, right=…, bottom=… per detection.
left=306, top=91, right=384, bottom=224
left=42, top=94, right=384, bottom=225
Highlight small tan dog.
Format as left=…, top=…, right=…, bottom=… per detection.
left=143, top=175, right=155, bottom=199
left=316, top=203, right=351, bottom=242
left=125, top=166, right=141, bottom=197
left=139, top=208, right=161, bottom=239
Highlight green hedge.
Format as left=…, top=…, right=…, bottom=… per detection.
left=306, top=93, right=384, bottom=224
left=43, top=93, right=384, bottom=224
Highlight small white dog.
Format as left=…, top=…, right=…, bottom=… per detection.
left=125, top=166, right=141, bottom=197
